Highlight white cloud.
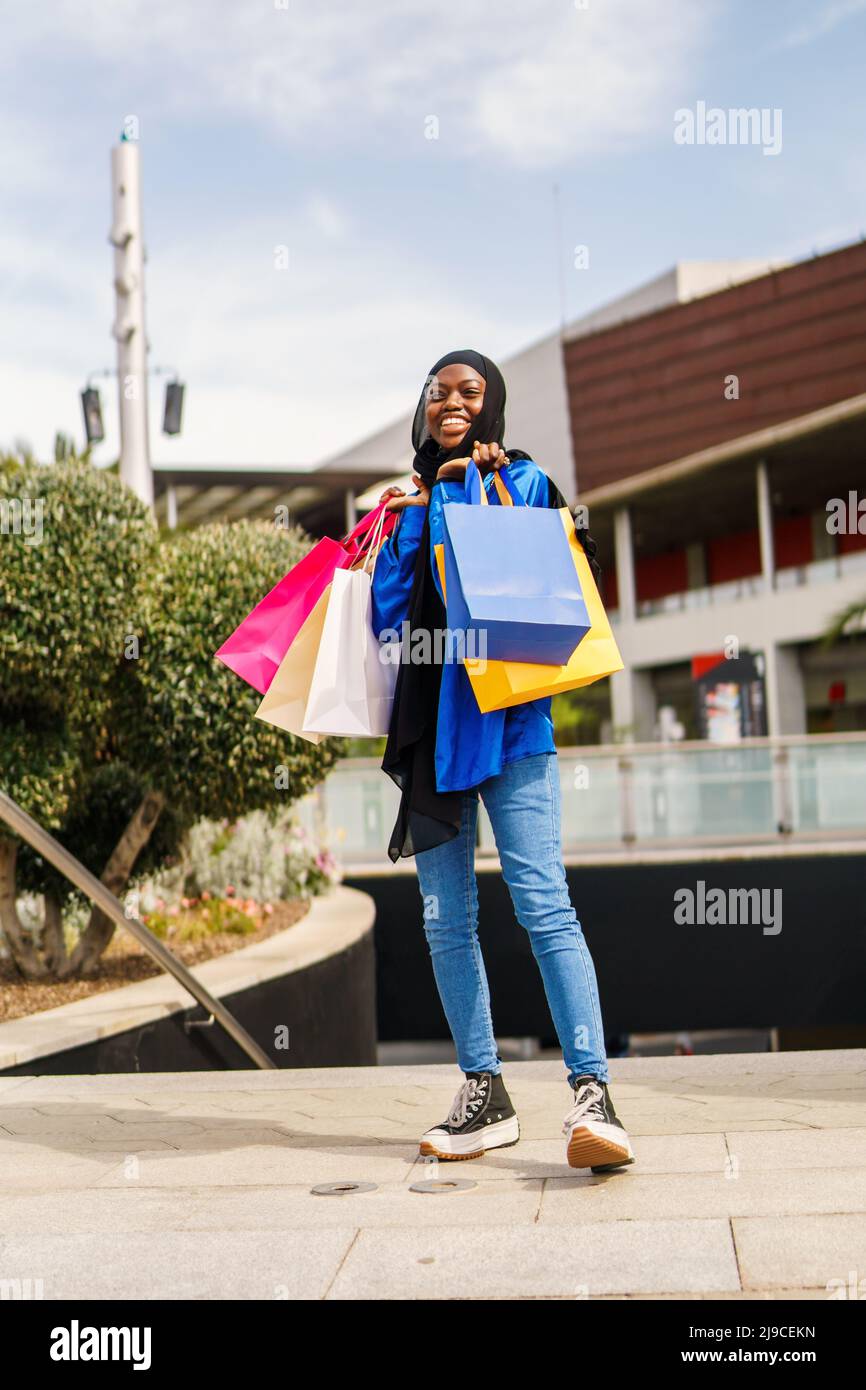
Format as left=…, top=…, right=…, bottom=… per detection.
left=471, top=3, right=711, bottom=167
left=0, top=0, right=718, bottom=465
left=0, top=0, right=714, bottom=170
left=0, top=199, right=537, bottom=465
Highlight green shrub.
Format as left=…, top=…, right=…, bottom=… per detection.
left=118, top=518, right=343, bottom=822
left=0, top=458, right=157, bottom=728
left=1, top=459, right=342, bottom=979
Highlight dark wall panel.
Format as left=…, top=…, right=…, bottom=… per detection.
left=565, top=241, right=866, bottom=492
left=347, top=854, right=866, bottom=1042
left=2, top=931, right=376, bottom=1076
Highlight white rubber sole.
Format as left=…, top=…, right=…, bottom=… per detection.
left=419, top=1113, right=520, bottom=1161
left=565, top=1119, right=634, bottom=1170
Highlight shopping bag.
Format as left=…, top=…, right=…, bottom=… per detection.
left=214, top=503, right=396, bottom=694
left=435, top=506, right=623, bottom=713
left=440, top=458, right=590, bottom=665
left=302, top=508, right=399, bottom=737
left=253, top=584, right=333, bottom=745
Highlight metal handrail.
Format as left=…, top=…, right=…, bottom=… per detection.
left=0, top=790, right=275, bottom=1070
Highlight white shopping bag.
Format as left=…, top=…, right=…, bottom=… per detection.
left=302, top=510, right=399, bottom=737
left=254, top=585, right=332, bottom=745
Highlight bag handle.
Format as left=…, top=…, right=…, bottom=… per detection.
left=340, top=500, right=393, bottom=549
left=463, top=455, right=525, bottom=507
left=351, top=501, right=390, bottom=574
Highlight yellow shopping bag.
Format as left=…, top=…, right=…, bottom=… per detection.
left=435, top=506, right=623, bottom=713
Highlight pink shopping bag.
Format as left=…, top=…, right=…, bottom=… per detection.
left=214, top=503, right=396, bottom=694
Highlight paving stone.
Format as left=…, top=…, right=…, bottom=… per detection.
left=764, top=1072, right=866, bottom=1094
left=624, top=1097, right=809, bottom=1119
left=0, top=1109, right=129, bottom=1136
left=0, top=1149, right=125, bottom=1189
left=724, top=1127, right=866, bottom=1171
left=625, top=1116, right=813, bottom=1135
left=540, top=1168, right=866, bottom=1222
left=613, top=1132, right=729, bottom=1173
left=733, top=1213, right=866, bottom=1292
left=143, top=1127, right=301, bottom=1150
left=326, top=1219, right=741, bottom=1299
left=300, top=1087, right=444, bottom=1114
left=0, top=1134, right=180, bottom=1155
left=140, top=1093, right=324, bottom=1116
left=21, top=1098, right=159, bottom=1115
left=94, top=1142, right=417, bottom=1188
left=1, top=1066, right=472, bottom=1096
left=0, top=1230, right=354, bottom=1300
left=1, top=1180, right=541, bottom=1232
left=673, top=1095, right=812, bottom=1114
left=0, top=1078, right=35, bottom=1095
left=269, top=1113, right=417, bottom=1139
left=782, top=1107, right=866, bottom=1129
left=592, top=1289, right=831, bottom=1301
left=0, top=1188, right=236, bottom=1235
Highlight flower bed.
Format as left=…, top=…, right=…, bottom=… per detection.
left=1, top=809, right=341, bottom=1024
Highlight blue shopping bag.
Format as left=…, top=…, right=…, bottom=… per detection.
left=441, top=458, right=590, bottom=664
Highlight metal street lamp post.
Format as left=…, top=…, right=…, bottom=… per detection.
left=109, top=135, right=153, bottom=508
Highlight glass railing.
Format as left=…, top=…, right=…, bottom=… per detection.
left=787, top=740, right=866, bottom=832
left=636, top=575, right=766, bottom=617
left=631, top=551, right=866, bottom=618
left=296, top=735, right=866, bottom=862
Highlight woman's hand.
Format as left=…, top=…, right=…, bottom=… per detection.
left=472, top=442, right=508, bottom=473
left=380, top=475, right=429, bottom=511
left=437, top=443, right=508, bottom=482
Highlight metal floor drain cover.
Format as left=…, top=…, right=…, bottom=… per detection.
left=311, top=1181, right=378, bottom=1196
left=409, top=1179, right=477, bottom=1194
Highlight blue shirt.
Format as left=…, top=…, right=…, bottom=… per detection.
left=370, top=456, right=556, bottom=793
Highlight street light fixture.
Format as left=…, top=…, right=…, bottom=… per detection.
left=162, top=379, right=185, bottom=436
left=80, top=387, right=105, bottom=445
left=80, top=365, right=186, bottom=452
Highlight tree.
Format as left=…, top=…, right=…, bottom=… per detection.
left=823, top=597, right=866, bottom=647
left=1, top=454, right=340, bottom=978
left=1, top=453, right=157, bottom=975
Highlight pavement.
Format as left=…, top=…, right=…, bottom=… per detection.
left=0, top=1050, right=864, bottom=1300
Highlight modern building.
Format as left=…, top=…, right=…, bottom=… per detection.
left=569, top=240, right=866, bottom=741
left=155, top=238, right=866, bottom=742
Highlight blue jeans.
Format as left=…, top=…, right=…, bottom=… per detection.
left=414, top=750, right=609, bottom=1086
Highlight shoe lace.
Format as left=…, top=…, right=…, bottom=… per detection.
left=448, top=1076, right=487, bottom=1126
left=562, top=1079, right=605, bottom=1134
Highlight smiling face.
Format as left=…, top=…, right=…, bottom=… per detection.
left=424, top=363, right=485, bottom=450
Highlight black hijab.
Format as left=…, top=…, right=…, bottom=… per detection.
left=381, top=350, right=534, bottom=861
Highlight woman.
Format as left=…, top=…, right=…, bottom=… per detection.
left=370, top=350, right=634, bottom=1174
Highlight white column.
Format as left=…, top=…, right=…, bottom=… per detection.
left=764, top=643, right=806, bottom=737
left=613, top=505, right=636, bottom=622
left=756, top=459, right=775, bottom=591
left=344, top=489, right=357, bottom=532
left=110, top=139, right=153, bottom=509
left=762, top=643, right=781, bottom=738
left=610, top=668, right=656, bottom=742
left=166, top=482, right=178, bottom=530
left=610, top=505, right=650, bottom=740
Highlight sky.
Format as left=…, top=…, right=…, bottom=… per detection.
left=1, top=0, right=865, bottom=469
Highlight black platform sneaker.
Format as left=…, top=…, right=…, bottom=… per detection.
left=563, top=1074, right=635, bottom=1173
left=419, top=1071, right=520, bottom=1161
